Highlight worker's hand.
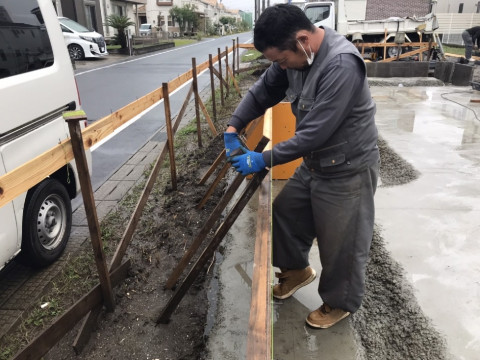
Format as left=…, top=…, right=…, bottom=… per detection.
left=224, top=132, right=242, bottom=160
left=231, top=149, right=266, bottom=176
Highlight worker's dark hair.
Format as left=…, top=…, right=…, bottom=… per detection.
left=254, top=4, right=315, bottom=52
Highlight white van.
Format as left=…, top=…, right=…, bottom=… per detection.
left=58, top=17, right=108, bottom=60
left=0, top=0, right=91, bottom=269
left=139, top=23, right=153, bottom=36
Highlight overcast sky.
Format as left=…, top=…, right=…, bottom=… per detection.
left=220, top=0, right=255, bottom=13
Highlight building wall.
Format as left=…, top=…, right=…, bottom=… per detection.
left=435, top=0, right=480, bottom=13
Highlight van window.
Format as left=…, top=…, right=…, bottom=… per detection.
left=59, top=17, right=91, bottom=32
left=0, top=0, right=54, bottom=79
left=304, top=5, right=331, bottom=24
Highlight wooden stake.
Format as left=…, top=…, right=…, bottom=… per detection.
left=197, top=96, right=217, bottom=136
left=237, top=36, right=240, bottom=70
left=232, top=39, right=236, bottom=76
left=162, top=83, right=177, bottom=190
left=218, top=48, right=224, bottom=106
left=192, top=58, right=203, bottom=148
left=164, top=136, right=270, bottom=291
left=225, top=46, right=230, bottom=98
left=74, top=84, right=192, bottom=352
left=158, top=143, right=270, bottom=323
left=227, top=66, right=242, bottom=97
left=198, top=149, right=226, bottom=185
left=209, top=54, right=217, bottom=122
left=64, top=111, right=115, bottom=313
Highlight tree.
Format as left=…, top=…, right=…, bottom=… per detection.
left=170, top=4, right=198, bottom=36
left=105, top=14, right=135, bottom=49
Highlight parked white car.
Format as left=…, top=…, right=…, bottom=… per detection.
left=58, top=17, right=108, bottom=60
left=139, top=23, right=153, bottom=36
left=0, top=0, right=91, bottom=269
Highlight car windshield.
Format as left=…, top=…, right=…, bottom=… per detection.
left=60, top=18, right=90, bottom=32
left=140, top=24, right=150, bottom=29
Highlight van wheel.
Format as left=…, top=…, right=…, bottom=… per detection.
left=21, top=179, right=72, bottom=267
left=68, top=44, right=85, bottom=60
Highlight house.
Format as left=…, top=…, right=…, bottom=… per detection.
left=53, top=0, right=246, bottom=38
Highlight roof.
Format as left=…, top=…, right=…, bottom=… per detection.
left=365, top=0, right=431, bottom=20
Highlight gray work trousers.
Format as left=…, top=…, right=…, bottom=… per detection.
left=272, top=162, right=379, bottom=313
left=462, top=30, right=473, bottom=60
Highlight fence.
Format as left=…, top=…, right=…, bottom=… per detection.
left=2, top=39, right=273, bottom=360
left=435, top=13, right=480, bottom=45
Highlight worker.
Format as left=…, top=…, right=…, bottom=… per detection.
left=223, top=4, right=379, bottom=329
left=462, top=26, right=480, bottom=64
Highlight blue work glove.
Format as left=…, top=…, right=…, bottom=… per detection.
left=231, top=148, right=266, bottom=176
left=224, top=132, right=242, bottom=160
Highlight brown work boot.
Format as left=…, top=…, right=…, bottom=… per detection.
left=273, top=266, right=316, bottom=299
left=306, top=303, right=350, bottom=329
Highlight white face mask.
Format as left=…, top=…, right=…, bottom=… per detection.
left=297, top=40, right=315, bottom=65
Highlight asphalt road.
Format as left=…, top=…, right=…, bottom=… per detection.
left=74, top=33, right=253, bottom=194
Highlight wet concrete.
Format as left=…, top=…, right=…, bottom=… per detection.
left=206, top=84, right=480, bottom=359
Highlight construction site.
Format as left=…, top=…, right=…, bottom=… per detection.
left=1, top=1, right=480, bottom=359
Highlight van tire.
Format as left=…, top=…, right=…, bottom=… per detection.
left=21, top=179, right=72, bottom=267
left=68, top=44, right=85, bottom=60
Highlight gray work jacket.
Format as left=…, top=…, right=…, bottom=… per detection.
left=229, top=26, right=379, bottom=177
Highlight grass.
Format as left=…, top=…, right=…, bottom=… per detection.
left=442, top=45, right=464, bottom=56
left=241, top=49, right=262, bottom=62
left=174, top=39, right=197, bottom=47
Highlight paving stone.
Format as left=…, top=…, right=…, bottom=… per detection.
left=109, top=164, right=136, bottom=181
left=94, top=180, right=120, bottom=200
left=95, top=200, right=118, bottom=221
left=0, top=309, right=23, bottom=339
left=72, top=206, right=87, bottom=226
left=102, top=180, right=135, bottom=201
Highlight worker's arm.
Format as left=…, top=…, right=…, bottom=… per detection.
left=228, top=62, right=289, bottom=133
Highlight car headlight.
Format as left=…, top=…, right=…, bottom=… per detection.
left=80, top=35, right=95, bottom=42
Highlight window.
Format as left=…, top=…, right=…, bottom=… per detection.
left=304, top=5, right=331, bottom=24
left=112, top=4, right=125, bottom=16
left=0, top=0, right=54, bottom=79
left=458, top=3, right=464, bottom=13
left=85, top=5, right=97, bottom=31
left=477, top=1, right=480, bottom=13
left=168, top=16, right=173, bottom=26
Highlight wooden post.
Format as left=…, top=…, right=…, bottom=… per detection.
left=64, top=111, right=115, bottom=313
left=162, top=83, right=178, bottom=190
left=191, top=58, right=203, bottom=148
left=209, top=54, right=217, bottom=122
left=218, top=47, right=224, bottom=106
left=246, top=177, right=272, bottom=359
left=383, top=28, right=387, bottom=60
left=225, top=46, right=230, bottom=98
left=237, top=36, right=240, bottom=71
left=232, top=39, right=236, bottom=76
